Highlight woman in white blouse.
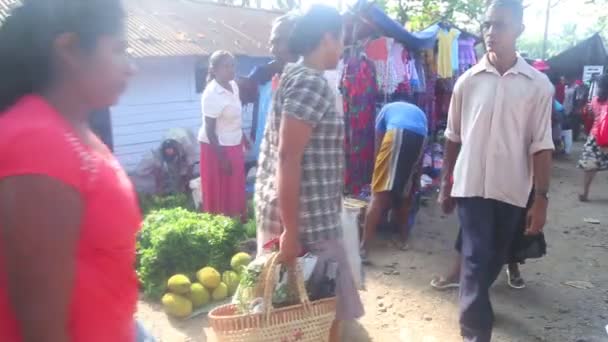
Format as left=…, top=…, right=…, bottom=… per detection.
left=198, top=51, right=246, bottom=220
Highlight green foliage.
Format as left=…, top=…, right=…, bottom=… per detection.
left=517, top=1, right=608, bottom=59
left=374, top=0, right=607, bottom=61
left=244, top=199, right=257, bottom=239
left=137, top=208, right=245, bottom=300
left=247, top=199, right=255, bottom=221
left=243, top=218, right=257, bottom=239
left=138, top=193, right=192, bottom=215
left=376, top=0, right=486, bottom=32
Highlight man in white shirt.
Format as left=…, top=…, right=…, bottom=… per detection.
left=438, top=1, right=554, bottom=341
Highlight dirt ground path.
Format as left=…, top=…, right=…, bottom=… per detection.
left=137, top=143, right=608, bottom=342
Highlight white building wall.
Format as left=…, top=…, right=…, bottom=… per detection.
left=111, top=56, right=201, bottom=172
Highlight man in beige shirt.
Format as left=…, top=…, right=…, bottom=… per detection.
left=438, top=1, right=554, bottom=341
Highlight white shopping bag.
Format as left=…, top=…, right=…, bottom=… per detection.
left=342, top=199, right=364, bottom=289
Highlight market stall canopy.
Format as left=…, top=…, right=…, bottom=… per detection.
left=547, top=33, right=608, bottom=80
left=348, top=0, right=437, bottom=50
left=347, top=1, right=482, bottom=50
left=418, top=22, right=482, bottom=45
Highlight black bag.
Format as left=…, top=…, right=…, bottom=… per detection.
left=508, top=190, right=547, bottom=264
left=508, top=232, right=547, bottom=264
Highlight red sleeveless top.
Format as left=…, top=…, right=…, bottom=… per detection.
left=0, top=96, right=141, bottom=341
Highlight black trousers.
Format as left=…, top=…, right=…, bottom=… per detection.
left=457, top=197, right=525, bottom=342
left=454, top=191, right=546, bottom=264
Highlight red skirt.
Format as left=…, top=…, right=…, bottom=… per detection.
left=199, top=143, right=246, bottom=220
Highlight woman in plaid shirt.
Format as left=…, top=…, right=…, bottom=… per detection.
left=254, top=5, right=364, bottom=341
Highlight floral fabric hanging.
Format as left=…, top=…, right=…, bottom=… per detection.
left=342, top=56, right=378, bottom=196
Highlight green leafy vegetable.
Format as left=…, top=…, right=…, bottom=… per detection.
left=138, top=193, right=192, bottom=215
left=137, top=208, right=245, bottom=300
left=243, top=219, right=257, bottom=239
left=247, top=199, right=255, bottom=221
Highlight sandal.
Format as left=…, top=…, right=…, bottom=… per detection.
left=506, top=269, right=526, bottom=289
left=391, top=237, right=410, bottom=251
left=360, top=248, right=372, bottom=266
left=430, top=276, right=460, bottom=291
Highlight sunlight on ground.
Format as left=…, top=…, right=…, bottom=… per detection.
left=140, top=155, right=608, bottom=342
left=353, top=242, right=462, bottom=342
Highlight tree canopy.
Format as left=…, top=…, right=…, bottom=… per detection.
left=204, top=0, right=605, bottom=60
left=375, top=0, right=487, bottom=31
left=373, top=0, right=606, bottom=60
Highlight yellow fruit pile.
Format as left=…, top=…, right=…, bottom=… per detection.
left=161, top=252, right=251, bottom=318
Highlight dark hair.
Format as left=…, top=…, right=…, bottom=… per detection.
left=288, top=5, right=343, bottom=57
left=597, top=74, right=608, bottom=103
left=206, top=50, right=234, bottom=83
left=487, top=0, right=524, bottom=24
left=0, top=0, right=125, bottom=112
left=271, top=13, right=298, bottom=40
left=390, top=92, right=414, bottom=103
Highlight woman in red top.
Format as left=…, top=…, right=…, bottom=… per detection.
left=578, top=74, right=608, bottom=202
left=0, top=1, right=145, bottom=341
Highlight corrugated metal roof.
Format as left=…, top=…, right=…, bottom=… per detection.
left=125, top=0, right=283, bottom=57
left=0, top=0, right=282, bottom=58
left=0, top=0, right=18, bottom=22
left=127, top=11, right=206, bottom=57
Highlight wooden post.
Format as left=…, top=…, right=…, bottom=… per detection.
left=542, top=0, right=551, bottom=59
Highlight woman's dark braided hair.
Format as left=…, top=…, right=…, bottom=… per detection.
left=0, top=0, right=125, bottom=112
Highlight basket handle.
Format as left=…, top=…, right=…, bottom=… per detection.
left=262, top=252, right=311, bottom=319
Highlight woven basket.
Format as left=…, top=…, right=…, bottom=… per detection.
left=208, top=253, right=337, bottom=342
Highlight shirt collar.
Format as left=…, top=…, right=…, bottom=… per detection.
left=210, top=79, right=233, bottom=95
left=470, top=55, right=535, bottom=79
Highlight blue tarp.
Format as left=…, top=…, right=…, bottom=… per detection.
left=357, top=1, right=438, bottom=50
left=355, top=1, right=481, bottom=50
left=413, top=24, right=444, bottom=49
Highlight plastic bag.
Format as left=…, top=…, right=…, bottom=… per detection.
left=232, top=253, right=318, bottom=314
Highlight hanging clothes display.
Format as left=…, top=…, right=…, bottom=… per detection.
left=435, top=78, right=452, bottom=126
left=394, top=47, right=412, bottom=96
left=365, top=37, right=389, bottom=60
left=387, top=41, right=406, bottom=94
left=365, top=37, right=390, bottom=93
left=413, top=52, right=427, bottom=93
left=418, top=49, right=437, bottom=132
left=336, top=15, right=485, bottom=206
left=458, top=37, right=477, bottom=73
left=408, top=55, right=421, bottom=92
left=342, top=56, right=378, bottom=196
left=425, top=45, right=437, bottom=75
left=436, top=28, right=459, bottom=78
left=450, top=30, right=461, bottom=74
